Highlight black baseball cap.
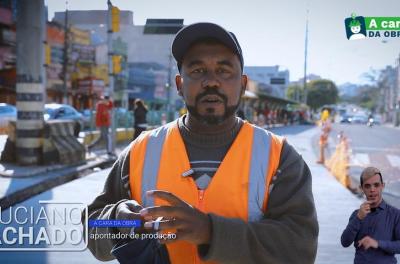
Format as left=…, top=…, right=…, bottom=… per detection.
left=172, top=22, right=244, bottom=71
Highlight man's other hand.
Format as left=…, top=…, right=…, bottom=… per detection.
left=115, top=200, right=144, bottom=235
left=358, top=236, right=378, bottom=250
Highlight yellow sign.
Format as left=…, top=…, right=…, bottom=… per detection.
left=112, top=55, right=122, bottom=74
left=70, top=27, right=91, bottom=45
left=111, top=6, right=120, bottom=32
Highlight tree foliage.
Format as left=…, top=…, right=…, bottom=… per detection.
left=306, top=79, right=339, bottom=110
left=286, top=84, right=303, bottom=101
left=341, top=84, right=380, bottom=112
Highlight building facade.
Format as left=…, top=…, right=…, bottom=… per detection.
left=244, top=66, right=289, bottom=98
left=53, top=11, right=183, bottom=112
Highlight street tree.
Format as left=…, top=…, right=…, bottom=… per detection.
left=286, top=84, right=303, bottom=101
left=306, top=79, right=339, bottom=110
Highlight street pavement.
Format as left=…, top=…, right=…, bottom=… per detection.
left=0, top=168, right=118, bottom=264
left=1, top=124, right=399, bottom=263
left=329, top=123, right=400, bottom=206
left=275, top=125, right=367, bottom=264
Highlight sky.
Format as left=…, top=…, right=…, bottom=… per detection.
left=45, top=0, right=400, bottom=86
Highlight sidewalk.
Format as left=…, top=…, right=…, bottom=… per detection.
left=277, top=126, right=393, bottom=263
left=0, top=142, right=129, bottom=209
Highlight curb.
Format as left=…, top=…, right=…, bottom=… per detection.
left=0, top=157, right=116, bottom=210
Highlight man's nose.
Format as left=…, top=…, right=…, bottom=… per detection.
left=201, top=71, right=220, bottom=88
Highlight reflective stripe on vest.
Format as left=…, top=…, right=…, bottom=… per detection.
left=248, top=126, right=271, bottom=221
left=140, top=125, right=169, bottom=207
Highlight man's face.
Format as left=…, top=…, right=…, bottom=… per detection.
left=351, top=25, right=361, bottom=34
left=176, top=42, right=247, bottom=125
left=361, top=174, right=384, bottom=208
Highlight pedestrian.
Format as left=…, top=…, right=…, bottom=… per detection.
left=90, top=95, right=113, bottom=153
left=133, top=99, right=148, bottom=140
left=83, top=22, right=318, bottom=264
left=341, top=167, right=400, bottom=263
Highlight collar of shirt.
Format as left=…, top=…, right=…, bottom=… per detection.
left=377, top=200, right=387, bottom=210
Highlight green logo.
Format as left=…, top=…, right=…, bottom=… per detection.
left=344, top=13, right=400, bottom=40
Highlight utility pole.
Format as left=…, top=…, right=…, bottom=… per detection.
left=303, top=9, right=309, bottom=105
left=107, top=0, right=115, bottom=154
left=16, top=0, right=46, bottom=165
left=62, top=2, right=69, bottom=104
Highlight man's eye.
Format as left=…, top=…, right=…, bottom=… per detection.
left=217, top=68, right=232, bottom=78
left=192, top=68, right=205, bottom=73
left=217, top=68, right=229, bottom=73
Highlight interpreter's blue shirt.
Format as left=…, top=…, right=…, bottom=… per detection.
left=341, top=200, right=400, bottom=264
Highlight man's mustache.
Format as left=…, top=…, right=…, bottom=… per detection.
left=195, top=87, right=227, bottom=104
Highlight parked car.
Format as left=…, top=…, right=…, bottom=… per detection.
left=80, top=109, right=96, bottom=129
left=0, top=103, right=17, bottom=133
left=351, top=114, right=368, bottom=124
left=340, top=114, right=353, bottom=124
left=44, top=103, right=84, bottom=134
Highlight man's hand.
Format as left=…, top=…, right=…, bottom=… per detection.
left=357, top=201, right=372, bottom=220
left=115, top=200, right=144, bottom=235
left=358, top=236, right=378, bottom=250
left=140, top=190, right=211, bottom=245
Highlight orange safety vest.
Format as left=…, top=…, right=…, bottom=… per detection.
left=129, top=121, right=284, bottom=264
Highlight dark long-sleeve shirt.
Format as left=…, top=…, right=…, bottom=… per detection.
left=341, top=200, right=400, bottom=264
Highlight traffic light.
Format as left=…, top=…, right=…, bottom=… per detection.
left=112, top=55, right=122, bottom=74
left=111, top=6, right=120, bottom=32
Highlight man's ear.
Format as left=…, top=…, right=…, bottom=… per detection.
left=176, top=74, right=183, bottom=97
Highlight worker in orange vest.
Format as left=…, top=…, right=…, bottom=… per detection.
left=84, top=23, right=318, bottom=263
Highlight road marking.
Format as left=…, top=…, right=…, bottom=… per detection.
left=352, top=153, right=370, bottom=166
left=352, top=146, right=400, bottom=153
left=387, top=155, right=400, bottom=167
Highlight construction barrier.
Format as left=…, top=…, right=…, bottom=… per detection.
left=43, top=120, right=85, bottom=165
left=325, top=134, right=350, bottom=188
left=82, top=128, right=134, bottom=146
left=1, top=120, right=85, bottom=165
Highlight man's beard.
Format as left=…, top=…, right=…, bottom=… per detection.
left=186, top=88, right=241, bottom=125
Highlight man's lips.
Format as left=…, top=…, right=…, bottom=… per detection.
left=200, top=95, right=223, bottom=104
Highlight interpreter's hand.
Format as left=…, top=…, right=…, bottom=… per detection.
left=358, top=236, right=378, bottom=250
left=115, top=200, right=144, bottom=235
left=140, top=190, right=211, bottom=245
left=357, top=201, right=372, bottom=220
